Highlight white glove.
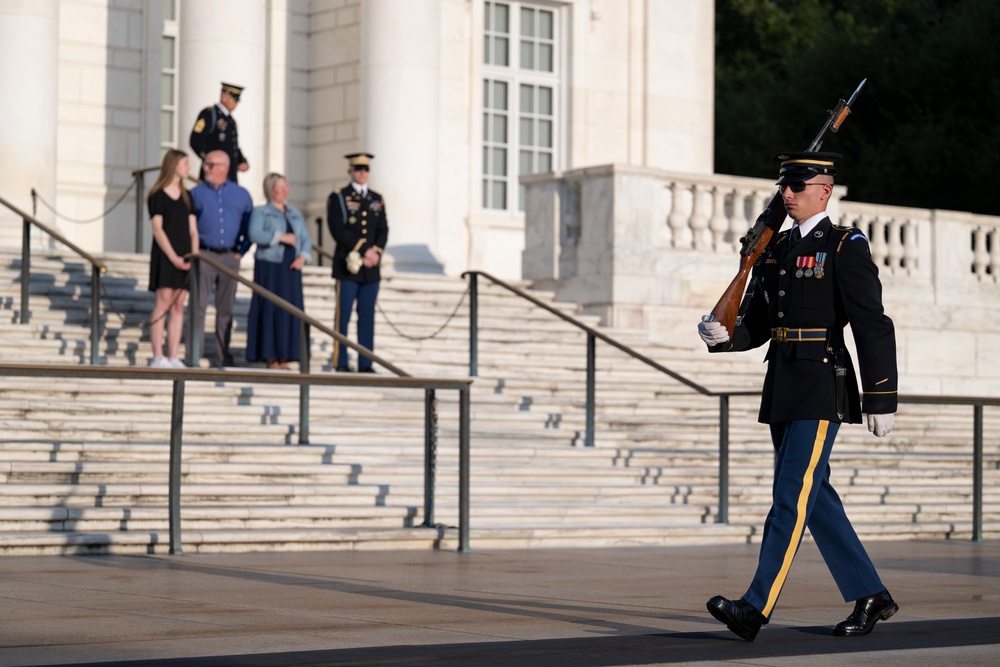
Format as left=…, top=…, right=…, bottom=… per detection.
left=698, top=316, right=730, bottom=346
left=346, top=250, right=363, bottom=274
left=866, top=413, right=895, bottom=437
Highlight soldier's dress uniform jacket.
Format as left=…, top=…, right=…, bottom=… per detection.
left=190, top=103, right=247, bottom=183
left=711, top=216, right=898, bottom=424
left=707, top=214, right=898, bottom=619
left=325, top=185, right=389, bottom=284
left=326, top=182, right=388, bottom=372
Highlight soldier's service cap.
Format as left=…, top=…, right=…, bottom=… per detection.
left=773, top=151, right=841, bottom=184
left=345, top=152, right=375, bottom=167
left=221, top=82, right=245, bottom=101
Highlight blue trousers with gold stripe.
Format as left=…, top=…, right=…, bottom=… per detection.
left=743, top=420, right=885, bottom=618
left=336, top=279, right=379, bottom=370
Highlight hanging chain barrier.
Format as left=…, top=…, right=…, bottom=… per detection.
left=376, top=284, right=469, bottom=341
left=31, top=183, right=136, bottom=225
left=28, top=184, right=182, bottom=331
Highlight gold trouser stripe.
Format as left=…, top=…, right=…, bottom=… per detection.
left=332, top=279, right=341, bottom=363
left=762, top=420, right=829, bottom=617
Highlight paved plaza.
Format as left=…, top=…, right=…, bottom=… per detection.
left=1, top=540, right=998, bottom=666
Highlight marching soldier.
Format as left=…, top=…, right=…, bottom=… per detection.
left=190, top=82, right=248, bottom=183
left=697, top=151, right=899, bottom=641
left=326, top=152, right=389, bottom=372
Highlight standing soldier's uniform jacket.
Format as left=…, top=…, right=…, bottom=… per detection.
left=710, top=217, right=897, bottom=424
left=326, top=185, right=389, bottom=284
left=190, top=104, right=246, bottom=183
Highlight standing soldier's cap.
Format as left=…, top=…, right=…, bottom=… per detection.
left=221, top=82, right=245, bottom=102
left=345, top=152, right=375, bottom=167
left=772, top=151, right=841, bottom=184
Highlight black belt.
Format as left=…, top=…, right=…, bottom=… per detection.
left=202, top=246, right=236, bottom=253
left=771, top=327, right=827, bottom=342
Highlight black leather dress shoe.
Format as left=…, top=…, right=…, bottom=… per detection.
left=707, top=595, right=766, bottom=641
left=335, top=366, right=351, bottom=373
left=358, top=367, right=376, bottom=373
left=833, top=589, right=898, bottom=637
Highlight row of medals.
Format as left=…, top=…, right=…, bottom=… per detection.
left=795, top=251, right=827, bottom=279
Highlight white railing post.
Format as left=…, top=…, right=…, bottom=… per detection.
left=668, top=180, right=692, bottom=249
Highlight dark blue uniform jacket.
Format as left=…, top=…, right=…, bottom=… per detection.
left=326, top=185, right=389, bottom=284
left=710, top=216, right=898, bottom=424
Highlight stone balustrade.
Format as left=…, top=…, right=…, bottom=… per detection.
left=522, top=164, right=1000, bottom=394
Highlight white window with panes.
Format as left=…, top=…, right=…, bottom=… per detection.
left=160, top=0, right=179, bottom=156
left=483, top=1, right=562, bottom=213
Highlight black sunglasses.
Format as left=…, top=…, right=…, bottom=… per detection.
left=780, top=182, right=828, bottom=194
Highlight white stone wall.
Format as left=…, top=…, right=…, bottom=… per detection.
left=0, top=0, right=59, bottom=249
left=55, top=0, right=149, bottom=253
left=302, top=0, right=362, bottom=236
left=568, top=0, right=714, bottom=172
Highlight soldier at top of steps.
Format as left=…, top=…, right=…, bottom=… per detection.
left=326, top=152, right=388, bottom=374
left=190, top=82, right=249, bottom=184
left=697, top=150, right=899, bottom=642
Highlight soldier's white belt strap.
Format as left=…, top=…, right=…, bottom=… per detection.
left=771, top=327, right=827, bottom=342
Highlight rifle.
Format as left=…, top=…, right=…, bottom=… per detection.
left=707, top=78, right=867, bottom=337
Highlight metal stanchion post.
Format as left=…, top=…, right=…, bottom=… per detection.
left=718, top=394, right=730, bottom=524
left=134, top=171, right=145, bottom=253
left=188, top=258, right=201, bottom=366
left=423, top=388, right=437, bottom=527
left=468, top=273, right=478, bottom=377
left=299, top=321, right=310, bottom=444
left=973, top=403, right=983, bottom=542
left=458, top=385, right=470, bottom=553
left=585, top=333, right=595, bottom=446
left=20, top=218, right=30, bottom=325
left=90, top=265, right=101, bottom=365
left=168, top=378, right=186, bottom=555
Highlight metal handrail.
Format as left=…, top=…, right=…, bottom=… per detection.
left=462, top=270, right=755, bottom=524
left=462, top=270, right=998, bottom=540
left=188, top=250, right=403, bottom=375
left=1, top=193, right=107, bottom=365
left=462, top=271, right=729, bottom=449
left=0, top=363, right=473, bottom=554
left=188, top=250, right=408, bottom=448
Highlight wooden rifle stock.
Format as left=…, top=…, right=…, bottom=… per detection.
left=707, top=78, right=867, bottom=338
left=709, top=191, right=785, bottom=336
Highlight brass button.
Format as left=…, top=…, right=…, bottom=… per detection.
left=777, top=312, right=784, bottom=318
left=779, top=269, right=786, bottom=276
left=823, top=357, right=829, bottom=363
left=778, top=290, right=785, bottom=297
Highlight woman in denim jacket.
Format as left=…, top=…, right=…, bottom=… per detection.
left=245, top=173, right=312, bottom=369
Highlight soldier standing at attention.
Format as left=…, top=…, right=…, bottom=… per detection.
left=697, top=151, right=899, bottom=641
left=326, top=152, right=389, bottom=373
left=190, top=82, right=248, bottom=183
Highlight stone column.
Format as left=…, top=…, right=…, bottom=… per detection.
left=0, top=0, right=59, bottom=242
left=362, top=0, right=441, bottom=272
left=179, top=0, right=266, bottom=202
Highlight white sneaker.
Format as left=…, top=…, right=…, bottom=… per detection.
left=150, top=356, right=170, bottom=369
left=168, top=358, right=187, bottom=369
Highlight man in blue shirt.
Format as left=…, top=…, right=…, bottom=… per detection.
left=189, top=150, right=252, bottom=367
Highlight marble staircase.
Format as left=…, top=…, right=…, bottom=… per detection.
left=0, top=246, right=997, bottom=554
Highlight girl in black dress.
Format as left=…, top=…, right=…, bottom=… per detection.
left=147, top=149, right=199, bottom=368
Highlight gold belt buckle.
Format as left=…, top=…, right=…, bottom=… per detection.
left=774, top=327, right=788, bottom=342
